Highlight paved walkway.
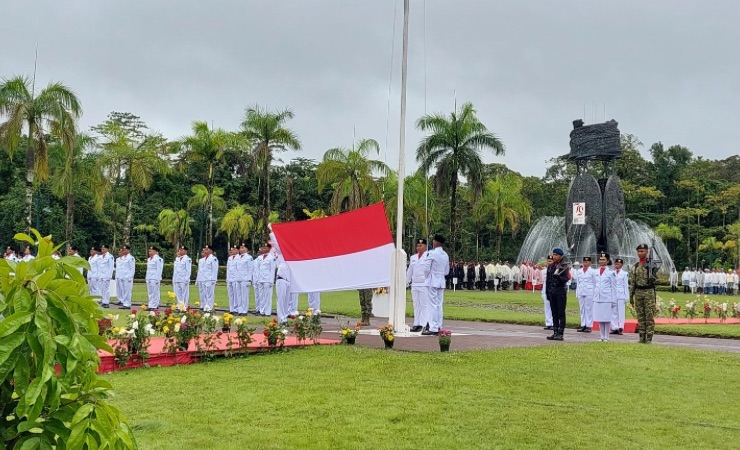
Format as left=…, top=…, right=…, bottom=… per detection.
left=322, top=316, right=740, bottom=353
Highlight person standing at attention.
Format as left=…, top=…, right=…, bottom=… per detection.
left=421, top=235, right=449, bottom=336
left=146, top=246, right=164, bottom=310
left=172, top=246, right=192, bottom=308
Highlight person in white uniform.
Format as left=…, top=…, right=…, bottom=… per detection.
left=87, top=247, right=102, bottom=300
left=236, top=243, right=254, bottom=316
left=67, top=246, right=84, bottom=274
left=422, top=235, right=450, bottom=335
left=226, top=246, right=240, bottom=314
left=592, top=252, right=616, bottom=341
left=253, top=242, right=276, bottom=316
left=610, top=258, right=629, bottom=335
left=22, top=247, right=35, bottom=262
left=98, top=245, right=115, bottom=308
left=172, top=246, right=192, bottom=307
left=115, top=245, right=135, bottom=309
left=145, top=246, right=164, bottom=310
left=307, top=292, right=321, bottom=311
left=542, top=255, right=554, bottom=330
left=270, top=231, right=293, bottom=323
left=407, top=238, right=431, bottom=333
left=196, top=245, right=219, bottom=311
left=5, top=246, right=20, bottom=262
left=681, top=267, right=691, bottom=293
left=575, top=256, right=596, bottom=333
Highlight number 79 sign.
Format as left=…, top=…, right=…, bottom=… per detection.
left=572, top=202, right=586, bottom=225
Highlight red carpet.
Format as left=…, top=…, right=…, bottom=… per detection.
left=591, top=317, right=740, bottom=333
left=97, top=333, right=338, bottom=373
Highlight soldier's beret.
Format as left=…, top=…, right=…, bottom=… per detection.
left=231, top=245, right=238, bottom=250
left=417, top=239, right=427, bottom=245
left=552, top=248, right=564, bottom=256
left=264, top=242, right=272, bottom=248
left=636, top=244, right=649, bottom=250
left=583, top=256, right=591, bottom=261
left=433, top=234, right=446, bottom=244
left=615, top=258, right=624, bottom=264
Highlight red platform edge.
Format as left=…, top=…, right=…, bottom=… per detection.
left=591, top=317, right=740, bottom=333
left=97, top=333, right=339, bottom=374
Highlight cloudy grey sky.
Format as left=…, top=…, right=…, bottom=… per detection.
left=2, top=1, right=738, bottom=177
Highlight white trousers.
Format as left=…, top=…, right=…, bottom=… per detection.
left=542, top=293, right=553, bottom=327
left=88, top=278, right=100, bottom=299
left=427, top=286, right=444, bottom=332
left=99, top=278, right=111, bottom=305
left=308, top=292, right=320, bottom=311
left=255, top=282, right=273, bottom=315
left=290, top=293, right=300, bottom=313
left=276, top=279, right=291, bottom=322
left=116, top=278, right=133, bottom=307
left=197, top=281, right=216, bottom=310
left=612, top=299, right=627, bottom=330
left=146, top=280, right=161, bottom=309
left=237, top=281, right=251, bottom=314
left=578, top=295, right=593, bottom=327
left=174, top=282, right=190, bottom=308
left=227, top=281, right=239, bottom=313
left=411, top=285, right=428, bottom=327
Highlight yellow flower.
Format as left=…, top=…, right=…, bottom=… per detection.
left=214, top=303, right=218, bottom=307
left=306, top=312, right=312, bottom=317
left=387, top=335, right=394, bottom=342
left=163, top=326, right=170, bottom=333
left=141, top=305, right=147, bottom=311
left=168, top=291, right=176, bottom=299
left=342, top=329, right=348, bottom=336
left=113, top=327, right=120, bottom=333
left=155, top=322, right=161, bottom=327
left=307, top=307, right=314, bottom=311
left=195, top=302, right=200, bottom=306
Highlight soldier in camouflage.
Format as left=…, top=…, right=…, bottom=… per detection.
left=630, top=243, right=658, bottom=343
left=358, top=288, right=373, bottom=326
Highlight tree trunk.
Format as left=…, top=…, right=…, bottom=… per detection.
left=24, top=121, right=35, bottom=235
left=285, top=177, right=293, bottom=222
left=123, top=188, right=133, bottom=246
left=207, top=162, right=214, bottom=245
left=66, top=193, right=75, bottom=250
left=496, top=232, right=502, bottom=259
left=449, top=176, right=458, bottom=261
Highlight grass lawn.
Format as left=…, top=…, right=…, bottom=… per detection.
left=114, top=284, right=740, bottom=338
left=105, top=345, right=740, bottom=449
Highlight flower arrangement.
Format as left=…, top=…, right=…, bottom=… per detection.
left=684, top=300, right=698, bottom=321
left=263, top=318, right=287, bottom=348
left=372, top=287, right=389, bottom=295
left=714, top=302, right=729, bottom=323
left=175, top=306, right=201, bottom=351
left=438, top=330, right=452, bottom=352
left=339, top=321, right=360, bottom=344
left=703, top=298, right=712, bottom=322
left=222, top=312, right=234, bottom=332
left=234, top=317, right=256, bottom=349
left=97, top=317, right=113, bottom=337
left=378, top=324, right=394, bottom=349
left=655, top=297, right=667, bottom=317
left=113, top=309, right=155, bottom=366
left=307, top=308, right=323, bottom=343
left=289, top=312, right=311, bottom=343
left=734, top=303, right=740, bottom=319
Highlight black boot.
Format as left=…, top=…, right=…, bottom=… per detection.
left=639, top=333, right=646, bottom=343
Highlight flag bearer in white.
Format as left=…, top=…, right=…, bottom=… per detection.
left=115, top=245, right=135, bottom=309
left=270, top=230, right=293, bottom=323
left=196, top=245, right=219, bottom=311
left=422, top=235, right=450, bottom=335
left=592, top=252, right=616, bottom=341
left=146, top=247, right=164, bottom=310
left=87, top=247, right=102, bottom=299
left=236, top=243, right=254, bottom=316
left=406, top=238, right=431, bottom=333
left=610, top=258, right=629, bottom=335
left=542, top=255, right=554, bottom=330
left=226, top=246, right=240, bottom=314
left=307, top=292, right=321, bottom=311
left=99, top=245, right=115, bottom=308
left=575, top=256, right=596, bottom=333
left=253, top=243, right=276, bottom=316
left=172, top=246, right=192, bottom=307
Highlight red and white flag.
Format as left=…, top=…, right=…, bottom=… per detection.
left=271, top=203, right=394, bottom=293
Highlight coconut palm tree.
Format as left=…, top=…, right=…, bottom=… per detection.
left=474, top=173, right=532, bottom=257
left=415, top=102, right=505, bottom=259
left=157, top=209, right=192, bottom=253
left=177, top=121, right=245, bottom=244
left=188, top=184, right=226, bottom=252
left=0, top=75, right=82, bottom=233
left=49, top=133, right=109, bottom=249
left=219, top=204, right=255, bottom=249
left=317, top=138, right=390, bottom=215
left=240, top=105, right=301, bottom=237
left=383, top=172, right=437, bottom=241
left=95, top=122, right=170, bottom=245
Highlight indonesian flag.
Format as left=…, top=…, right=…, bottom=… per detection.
left=271, top=203, right=394, bottom=293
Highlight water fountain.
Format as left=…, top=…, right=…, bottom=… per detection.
left=517, top=120, right=675, bottom=274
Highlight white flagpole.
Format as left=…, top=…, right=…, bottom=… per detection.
left=390, top=0, right=410, bottom=335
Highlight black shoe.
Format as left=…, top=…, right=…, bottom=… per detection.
left=121, top=305, right=131, bottom=310
left=546, top=333, right=557, bottom=340
left=609, top=330, right=620, bottom=335
left=102, top=304, right=110, bottom=308
left=553, top=334, right=564, bottom=341
left=410, top=326, right=423, bottom=332
left=618, top=329, right=623, bottom=335
left=583, top=327, right=592, bottom=333
left=576, top=326, right=585, bottom=332
left=544, top=326, right=553, bottom=330
left=421, top=330, right=438, bottom=336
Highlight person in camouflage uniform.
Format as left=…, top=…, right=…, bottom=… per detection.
left=630, top=243, right=658, bottom=343
left=358, top=288, right=373, bottom=326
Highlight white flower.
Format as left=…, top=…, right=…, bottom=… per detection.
left=292, top=310, right=300, bottom=316
left=128, top=329, right=136, bottom=337
left=298, top=316, right=304, bottom=320
left=315, top=309, right=321, bottom=315
left=174, top=324, right=181, bottom=332
left=149, top=311, right=156, bottom=317
left=203, top=306, right=211, bottom=312
left=118, top=328, right=128, bottom=336
left=181, top=316, right=187, bottom=324
left=130, top=314, right=136, bottom=319
left=234, top=318, right=243, bottom=326
left=204, top=313, right=211, bottom=319
left=113, top=314, right=119, bottom=321
left=144, top=324, right=153, bottom=331
left=722, top=303, right=728, bottom=311
left=213, top=316, right=220, bottom=323
left=149, top=328, right=155, bottom=335
left=178, top=302, right=185, bottom=311
left=132, top=321, right=139, bottom=329
left=281, top=328, right=288, bottom=335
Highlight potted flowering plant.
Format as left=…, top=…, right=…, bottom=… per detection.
left=339, top=321, right=360, bottom=345
left=222, top=312, right=234, bottom=332
left=654, top=297, right=667, bottom=317
left=714, top=302, right=729, bottom=323
left=438, top=330, right=452, bottom=352
left=289, top=311, right=311, bottom=344
left=263, top=318, right=287, bottom=348
left=307, top=308, right=323, bottom=343
left=378, top=324, right=394, bottom=349
left=684, top=299, right=698, bottom=322
left=175, top=307, right=201, bottom=351
left=234, top=317, right=256, bottom=349
left=703, top=299, right=713, bottom=322
left=733, top=302, right=740, bottom=319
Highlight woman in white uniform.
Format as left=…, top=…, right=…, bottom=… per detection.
left=592, top=252, right=616, bottom=341
left=610, top=258, right=629, bottom=335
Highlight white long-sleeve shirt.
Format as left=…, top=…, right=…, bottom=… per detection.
left=424, top=246, right=450, bottom=289
left=99, top=252, right=115, bottom=279
left=115, top=254, right=136, bottom=280
left=236, top=253, right=254, bottom=283
left=173, top=254, right=192, bottom=283
left=145, top=254, right=164, bottom=281
left=87, top=254, right=101, bottom=279
left=226, top=254, right=240, bottom=282
left=196, top=255, right=219, bottom=282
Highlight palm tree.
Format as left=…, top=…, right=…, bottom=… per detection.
left=383, top=172, right=437, bottom=240
left=415, top=102, right=505, bottom=259
left=49, top=133, right=109, bottom=249
left=0, top=76, right=82, bottom=233
left=188, top=184, right=226, bottom=252
left=240, top=105, right=301, bottom=237
left=316, top=138, right=390, bottom=214
left=474, top=174, right=532, bottom=257
left=219, top=204, right=255, bottom=249
left=726, top=222, right=740, bottom=268
left=157, top=209, right=192, bottom=253
left=178, top=121, right=244, bottom=244
left=95, top=122, right=170, bottom=245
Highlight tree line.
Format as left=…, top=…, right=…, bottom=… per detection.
left=1, top=75, right=739, bottom=270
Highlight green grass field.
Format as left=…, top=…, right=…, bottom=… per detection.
left=114, top=284, right=740, bottom=338
left=105, top=344, right=740, bottom=449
